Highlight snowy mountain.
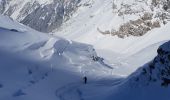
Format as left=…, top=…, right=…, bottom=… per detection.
left=52, top=42, right=170, bottom=100
left=1, top=0, right=169, bottom=34
left=54, top=0, right=170, bottom=45
left=0, top=15, right=114, bottom=100
left=0, top=13, right=170, bottom=100
left=127, top=40, right=170, bottom=87
left=0, top=0, right=170, bottom=100
left=0, top=0, right=81, bottom=32
left=54, top=0, right=170, bottom=76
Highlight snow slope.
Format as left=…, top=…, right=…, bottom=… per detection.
left=0, top=15, right=114, bottom=100
left=104, top=40, right=170, bottom=100
left=0, top=0, right=170, bottom=99
left=54, top=0, right=170, bottom=75
left=51, top=41, right=170, bottom=100
left=54, top=0, right=170, bottom=54
left=1, top=16, right=169, bottom=100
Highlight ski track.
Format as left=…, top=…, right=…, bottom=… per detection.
left=55, top=83, right=82, bottom=100
left=12, top=69, right=52, bottom=97
left=55, top=78, right=123, bottom=100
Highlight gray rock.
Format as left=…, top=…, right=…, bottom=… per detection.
left=0, top=0, right=81, bottom=32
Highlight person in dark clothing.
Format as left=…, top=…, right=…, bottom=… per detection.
left=83, top=76, right=87, bottom=84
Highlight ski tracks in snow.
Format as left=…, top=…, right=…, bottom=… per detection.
left=55, top=78, right=123, bottom=100
left=55, top=83, right=84, bottom=100
left=12, top=69, right=52, bottom=97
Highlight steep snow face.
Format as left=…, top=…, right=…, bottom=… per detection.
left=53, top=0, right=170, bottom=76
left=0, top=15, right=113, bottom=100
left=54, top=0, right=170, bottom=54
left=57, top=0, right=170, bottom=36
left=127, top=40, right=170, bottom=87
left=2, top=0, right=169, bottom=34
left=59, top=41, right=170, bottom=100
left=104, top=40, right=170, bottom=100
left=1, top=0, right=170, bottom=76
left=0, top=0, right=81, bottom=32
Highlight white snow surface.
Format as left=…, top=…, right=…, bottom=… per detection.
left=1, top=0, right=170, bottom=99
left=1, top=12, right=170, bottom=100
left=54, top=0, right=170, bottom=75
left=0, top=14, right=115, bottom=100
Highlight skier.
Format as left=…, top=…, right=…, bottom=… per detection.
left=83, top=76, right=87, bottom=84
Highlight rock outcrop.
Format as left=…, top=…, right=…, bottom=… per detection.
left=0, top=0, right=81, bottom=32
left=128, top=41, right=170, bottom=87
left=98, top=0, right=170, bottom=38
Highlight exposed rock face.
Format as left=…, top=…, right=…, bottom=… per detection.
left=128, top=41, right=170, bottom=87
left=98, top=12, right=161, bottom=38
left=0, top=0, right=6, bottom=13
left=0, top=0, right=170, bottom=36
left=98, top=0, right=170, bottom=38
left=0, top=0, right=81, bottom=32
